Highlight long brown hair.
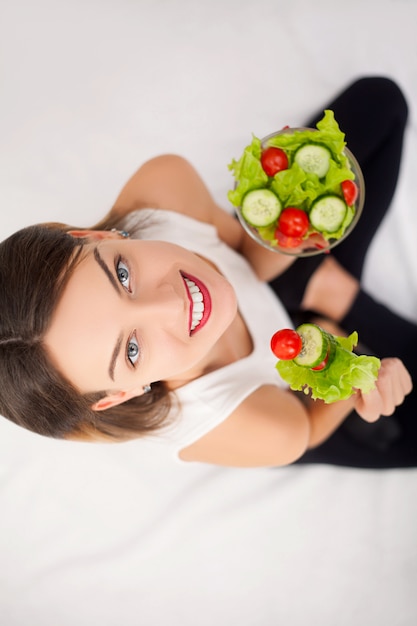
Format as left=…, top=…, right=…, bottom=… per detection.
left=0, top=220, right=174, bottom=441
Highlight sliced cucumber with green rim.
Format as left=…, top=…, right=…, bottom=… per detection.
left=311, top=335, right=337, bottom=371
left=294, top=143, right=331, bottom=178
left=309, top=194, right=347, bottom=233
left=294, top=323, right=330, bottom=368
left=241, top=189, right=282, bottom=227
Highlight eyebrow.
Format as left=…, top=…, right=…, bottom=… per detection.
left=93, top=246, right=121, bottom=296
left=93, top=246, right=123, bottom=381
left=109, top=334, right=123, bottom=382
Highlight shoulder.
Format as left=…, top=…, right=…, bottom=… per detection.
left=110, top=154, right=244, bottom=250
left=178, top=385, right=310, bottom=467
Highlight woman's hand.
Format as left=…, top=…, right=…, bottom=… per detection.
left=354, top=357, right=413, bottom=423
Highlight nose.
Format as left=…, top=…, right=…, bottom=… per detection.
left=128, top=281, right=186, bottom=329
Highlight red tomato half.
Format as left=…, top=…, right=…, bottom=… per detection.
left=270, top=329, right=303, bottom=360
left=278, top=207, right=309, bottom=238
left=261, top=147, right=289, bottom=177
left=275, top=229, right=303, bottom=249
left=341, top=180, right=358, bottom=206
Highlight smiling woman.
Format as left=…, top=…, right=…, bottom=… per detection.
left=0, top=77, right=416, bottom=468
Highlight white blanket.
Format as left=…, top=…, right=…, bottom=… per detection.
left=1, top=1, right=416, bottom=625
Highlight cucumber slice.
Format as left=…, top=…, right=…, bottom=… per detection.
left=311, top=335, right=337, bottom=371
left=241, top=189, right=282, bottom=227
left=309, top=194, right=347, bottom=233
left=294, top=143, right=331, bottom=178
left=294, top=324, right=330, bottom=367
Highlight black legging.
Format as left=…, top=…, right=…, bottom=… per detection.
left=270, top=77, right=417, bottom=468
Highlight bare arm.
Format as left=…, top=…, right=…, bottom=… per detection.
left=109, top=154, right=295, bottom=281
left=179, top=358, right=412, bottom=467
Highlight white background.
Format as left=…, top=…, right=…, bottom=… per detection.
left=1, top=1, right=417, bottom=625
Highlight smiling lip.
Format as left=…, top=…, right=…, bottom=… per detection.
left=181, top=271, right=212, bottom=335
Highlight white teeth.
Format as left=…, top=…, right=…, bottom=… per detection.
left=184, top=277, right=205, bottom=331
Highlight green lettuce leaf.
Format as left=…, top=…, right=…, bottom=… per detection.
left=276, top=332, right=381, bottom=403
left=269, top=163, right=324, bottom=208
left=227, top=135, right=268, bottom=207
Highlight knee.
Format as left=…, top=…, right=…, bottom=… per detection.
left=350, top=76, right=408, bottom=123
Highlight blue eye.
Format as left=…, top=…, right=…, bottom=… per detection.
left=117, top=259, right=130, bottom=291
left=127, top=334, right=140, bottom=366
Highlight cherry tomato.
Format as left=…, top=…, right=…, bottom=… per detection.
left=311, top=348, right=332, bottom=371
left=311, top=356, right=328, bottom=371
left=270, top=329, right=303, bottom=360
left=261, top=147, right=289, bottom=177
left=341, top=180, right=358, bottom=206
left=306, top=232, right=330, bottom=251
left=275, top=229, right=303, bottom=249
left=278, top=207, right=309, bottom=238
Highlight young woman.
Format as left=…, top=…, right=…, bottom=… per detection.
left=0, top=77, right=414, bottom=468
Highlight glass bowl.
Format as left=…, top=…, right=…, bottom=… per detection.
left=235, top=127, right=365, bottom=257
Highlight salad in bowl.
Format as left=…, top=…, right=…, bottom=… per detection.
left=228, top=110, right=365, bottom=256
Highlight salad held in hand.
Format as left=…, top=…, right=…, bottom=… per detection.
left=228, top=111, right=365, bottom=256
left=271, top=323, right=381, bottom=403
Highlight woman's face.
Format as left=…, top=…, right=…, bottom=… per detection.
left=44, top=235, right=237, bottom=406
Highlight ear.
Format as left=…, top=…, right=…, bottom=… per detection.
left=68, top=229, right=120, bottom=241
left=91, top=388, right=144, bottom=412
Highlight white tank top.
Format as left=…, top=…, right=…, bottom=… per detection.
left=121, top=209, right=292, bottom=460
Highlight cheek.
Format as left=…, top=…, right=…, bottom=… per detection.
left=142, top=333, right=199, bottom=382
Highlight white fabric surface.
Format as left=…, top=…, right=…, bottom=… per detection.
left=1, top=1, right=416, bottom=625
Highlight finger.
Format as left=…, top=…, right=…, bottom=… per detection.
left=383, top=358, right=412, bottom=404
left=354, top=358, right=412, bottom=422
left=355, top=387, right=384, bottom=423
left=378, top=358, right=412, bottom=415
